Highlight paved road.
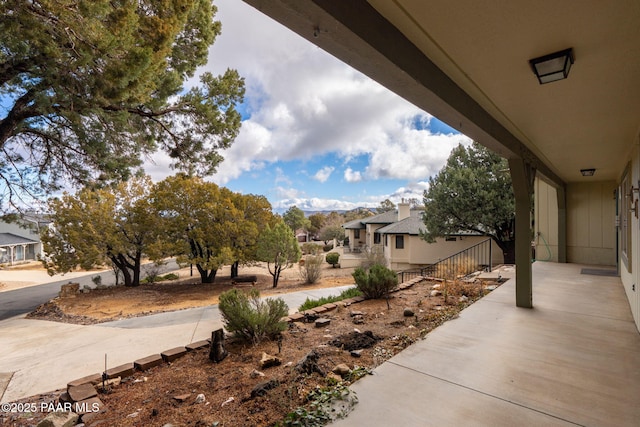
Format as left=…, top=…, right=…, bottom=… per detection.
left=0, top=260, right=181, bottom=321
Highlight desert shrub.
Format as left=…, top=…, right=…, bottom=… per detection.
left=352, top=264, right=398, bottom=300
left=322, top=244, right=333, bottom=252
left=218, top=288, right=289, bottom=343
left=300, top=254, right=324, bottom=284
left=162, top=273, right=179, bottom=281
left=360, top=246, right=387, bottom=269
left=325, top=252, right=340, bottom=268
left=298, top=287, right=363, bottom=312
left=91, top=275, right=102, bottom=286
left=433, top=255, right=479, bottom=280
left=442, top=279, right=484, bottom=304
left=302, top=242, right=322, bottom=255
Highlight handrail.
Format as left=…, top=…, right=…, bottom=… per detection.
left=398, top=238, right=493, bottom=283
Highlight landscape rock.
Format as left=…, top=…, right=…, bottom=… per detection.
left=403, top=308, right=415, bottom=317
left=294, top=349, right=325, bottom=376
left=195, top=393, right=206, bottom=404
left=352, top=314, right=365, bottom=324
left=258, top=352, right=282, bottom=369
left=249, top=369, right=265, bottom=378
left=332, top=364, right=351, bottom=377
left=58, top=283, right=79, bottom=298
left=36, top=411, right=79, bottom=427
left=349, top=311, right=364, bottom=317
left=303, top=312, right=319, bottom=323
left=67, top=383, right=97, bottom=403
left=350, top=349, right=363, bottom=358
left=315, top=318, right=331, bottom=328
left=430, top=290, right=442, bottom=297
left=327, top=372, right=342, bottom=382
left=172, top=394, right=191, bottom=402
left=459, top=295, right=469, bottom=303
left=250, top=379, right=280, bottom=398
left=329, top=330, right=382, bottom=352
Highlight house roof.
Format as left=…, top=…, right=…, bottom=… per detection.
left=343, top=209, right=424, bottom=230
left=377, top=215, right=426, bottom=235
left=0, top=233, right=39, bottom=246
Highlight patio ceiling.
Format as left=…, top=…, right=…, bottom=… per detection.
left=243, top=0, right=640, bottom=185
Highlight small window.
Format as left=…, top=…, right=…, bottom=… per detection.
left=385, top=235, right=388, bottom=246
left=374, top=233, right=381, bottom=244
left=395, top=235, right=404, bottom=249
left=354, top=229, right=360, bottom=239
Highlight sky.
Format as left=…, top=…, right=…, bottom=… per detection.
left=143, top=0, right=472, bottom=212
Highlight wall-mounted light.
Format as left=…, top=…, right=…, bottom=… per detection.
left=529, top=48, right=574, bottom=84
left=580, top=168, right=595, bottom=177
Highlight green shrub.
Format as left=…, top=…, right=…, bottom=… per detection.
left=281, top=383, right=357, bottom=426
left=325, top=252, right=340, bottom=268
left=352, top=264, right=398, bottom=300
left=302, top=242, right=322, bottom=255
left=218, top=288, right=289, bottom=343
left=322, top=244, right=333, bottom=252
left=298, top=287, right=362, bottom=312
left=162, top=273, right=179, bottom=280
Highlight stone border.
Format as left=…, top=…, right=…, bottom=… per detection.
left=281, top=276, right=425, bottom=323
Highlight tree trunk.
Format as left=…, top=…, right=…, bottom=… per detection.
left=495, top=239, right=516, bottom=264
left=272, top=265, right=281, bottom=288
left=132, top=255, right=142, bottom=287
left=209, top=328, right=228, bottom=363
left=111, top=254, right=134, bottom=286
left=196, top=264, right=217, bottom=284
left=230, top=261, right=239, bottom=278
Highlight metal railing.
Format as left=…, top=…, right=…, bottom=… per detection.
left=398, top=238, right=493, bottom=283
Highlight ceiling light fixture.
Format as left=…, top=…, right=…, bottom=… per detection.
left=580, top=168, right=596, bottom=177
left=529, top=48, right=574, bottom=84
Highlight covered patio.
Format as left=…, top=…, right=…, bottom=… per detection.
left=335, top=262, right=640, bottom=426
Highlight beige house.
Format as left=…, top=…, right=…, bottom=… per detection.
left=343, top=203, right=503, bottom=270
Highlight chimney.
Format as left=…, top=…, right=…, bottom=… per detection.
left=398, top=200, right=410, bottom=221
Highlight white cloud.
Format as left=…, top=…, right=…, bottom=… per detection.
left=198, top=1, right=470, bottom=183
left=143, top=0, right=470, bottom=210
left=313, top=166, right=334, bottom=183
left=275, top=186, right=301, bottom=200
left=343, top=168, right=362, bottom=183
left=272, top=197, right=371, bottom=212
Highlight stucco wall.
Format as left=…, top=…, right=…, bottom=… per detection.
left=535, top=178, right=617, bottom=266
left=566, top=181, right=616, bottom=266
left=618, top=144, right=640, bottom=332
left=534, top=179, right=560, bottom=262
left=385, top=234, right=503, bottom=270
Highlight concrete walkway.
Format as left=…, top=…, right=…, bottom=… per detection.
left=334, top=262, right=640, bottom=427
left=0, top=285, right=353, bottom=403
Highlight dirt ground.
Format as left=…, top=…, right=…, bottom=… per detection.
left=26, top=263, right=358, bottom=324
left=3, top=262, right=500, bottom=427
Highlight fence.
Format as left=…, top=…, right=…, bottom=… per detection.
left=397, top=238, right=493, bottom=283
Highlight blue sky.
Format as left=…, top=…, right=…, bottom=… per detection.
left=147, top=0, right=468, bottom=211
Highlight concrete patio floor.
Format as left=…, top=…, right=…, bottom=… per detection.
left=334, top=262, right=640, bottom=427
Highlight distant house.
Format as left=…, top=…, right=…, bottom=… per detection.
left=0, top=213, right=52, bottom=265
left=342, top=202, right=503, bottom=270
